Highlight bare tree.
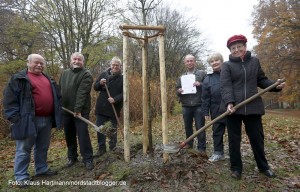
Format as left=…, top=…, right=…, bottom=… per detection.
left=150, top=4, right=208, bottom=79
left=123, top=0, right=208, bottom=79
left=12, top=0, right=122, bottom=68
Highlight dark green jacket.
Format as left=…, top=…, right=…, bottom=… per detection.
left=59, top=67, right=93, bottom=114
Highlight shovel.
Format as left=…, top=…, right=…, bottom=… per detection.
left=104, top=83, right=124, bottom=138
left=164, top=79, right=285, bottom=153
left=62, top=107, right=103, bottom=133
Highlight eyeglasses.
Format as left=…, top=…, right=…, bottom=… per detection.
left=230, top=45, right=244, bottom=51
left=111, top=64, right=121, bottom=67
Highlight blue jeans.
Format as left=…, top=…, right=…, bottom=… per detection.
left=96, top=114, right=117, bottom=150
left=182, top=106, right=206, bottom=151
left=14, top=116, right=52, bottom=181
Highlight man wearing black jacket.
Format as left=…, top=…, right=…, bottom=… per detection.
left=176, top=54, right=207, bottom=153
left=94, top=56, right=123, bottom=157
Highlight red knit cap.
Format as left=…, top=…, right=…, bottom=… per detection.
left=227, top=34, right=247, bottom=48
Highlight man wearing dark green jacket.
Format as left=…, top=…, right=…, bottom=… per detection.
left=59, top=52, right=94, bottom=170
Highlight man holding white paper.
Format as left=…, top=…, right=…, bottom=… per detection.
left=176, top=54, right=207, bottom=153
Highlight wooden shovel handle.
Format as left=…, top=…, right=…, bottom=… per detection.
left=182, top=79, right=286, bottom=147
left=104, top=83, right=124, bottom=138
left=62, top=107, right=99, bottom=130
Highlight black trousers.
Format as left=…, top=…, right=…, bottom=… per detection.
left=227, top=114, right=270, bottom=172
left=63, top=113, right=93, bottom=163
left=212, top=121, right=226, bottom=154
left=96, top=114, right=118, bottom=150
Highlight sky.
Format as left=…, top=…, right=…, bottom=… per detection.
left=166, top=0, right=258, bottom=62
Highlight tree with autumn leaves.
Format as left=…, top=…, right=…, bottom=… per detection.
left=252, top=0, right=300, bottom=108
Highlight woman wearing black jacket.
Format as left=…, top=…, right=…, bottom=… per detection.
left=202, top=52, right=226, bottom=162
left=220, top=35, right=285, bottom=180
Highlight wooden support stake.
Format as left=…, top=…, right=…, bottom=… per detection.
left=142, top=40, right=149, bottom=154
left=120, top=24, right=165, bottom=32
left=123, top=30, right=130, bottom=162
left=158, top=33, right=169, bottom=162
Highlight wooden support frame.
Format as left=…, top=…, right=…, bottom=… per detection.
left=120, top=24, right=169, bottom=162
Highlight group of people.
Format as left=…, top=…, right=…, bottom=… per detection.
left=176, top=34, right=285, bottom=180
left=3, top=52, right=123, bottom=187
left=3, top=34, right=285, bottom=187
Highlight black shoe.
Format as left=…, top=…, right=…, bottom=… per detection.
left=109, top=146, right=117, bottom=151
left=35, top=169, right=58, bottom=177
left=94, top=148, right=106, bottom=157
left=66, top=159, right=78, bottom=167
left=260, top=169, right=276, bottom=178
left=231, top=171, right=242, bottom=180
left=85, top=161, right=94, bottom=170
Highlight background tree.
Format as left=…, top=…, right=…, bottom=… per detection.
left=151, top=4, right=208, bottom=79
left=252, top=0, right=300, bottom=108
left=11, top=0, right=122, bottom=69
left=0, top=6, right=49, bottom=76
left=123, top=0, right=208, bottom=79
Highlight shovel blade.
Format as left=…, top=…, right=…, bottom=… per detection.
left=163, top=144, right=181, bottom=153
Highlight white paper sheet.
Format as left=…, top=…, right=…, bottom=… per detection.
left=181, top=74, right=196, bottom=94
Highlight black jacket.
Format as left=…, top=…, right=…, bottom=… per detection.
left=202, top=71, right=226, bottom=122
left=94, top=68, right=123, bottom=118
left=176, top=69, right=206, bottom=107
left=220, top=51, right=280, bottom=115
left=3, top=69, right=62, bottom=140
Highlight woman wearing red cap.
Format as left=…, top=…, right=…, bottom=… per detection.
left=220, top=34, right=285, bottom=180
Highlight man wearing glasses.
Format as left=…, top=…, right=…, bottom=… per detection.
left=93, top=56, right=123, bottom=157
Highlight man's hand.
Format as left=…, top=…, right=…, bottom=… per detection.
left=276, top=79, right=286, bottom=89
left=177, top=88, right=183, bottom=94
left=193, top=81, right=201, bottom=87
left=74, top=112, right=82, bottom=117
left=100, top=78, right=107, bottom=85
left=227, top=103, right=235, bottom=115
left=108, top=97, right=115, bottom=104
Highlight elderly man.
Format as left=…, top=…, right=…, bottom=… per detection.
left=59, top=52, right=94, bottom=170
left=3, top=54, right=62, bottom=188
left=93, top=56, right=123, bottom=157
left=176, top=54, right=207, bottom=153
